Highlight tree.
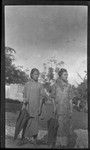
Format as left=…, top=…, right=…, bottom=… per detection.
left=72, top=71, right=87, bottom=111
left=40, top=72, right=46, bottom=82
left=41, top=57, right=65, bottom=81
left=5, top=47, right=16, bottom=83
left=40, top=57, right=65, bottom=94
left=47, top=67, right=54, bottom=82
left=5, top=47, right=29, bottom=84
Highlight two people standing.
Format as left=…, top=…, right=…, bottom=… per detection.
left=17, top=67, right=73, bottom=148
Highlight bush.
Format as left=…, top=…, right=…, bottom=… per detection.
left=5, top=98, right=22, bottom=104
left=5, top=99, right=22, bottom=113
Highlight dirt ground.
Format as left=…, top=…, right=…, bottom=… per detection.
left=5, top=103, right=88, bottom=148
left=5, top=135, right=49, bottom=148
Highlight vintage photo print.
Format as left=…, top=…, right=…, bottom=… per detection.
left=5, top=5, right=88, bottom=148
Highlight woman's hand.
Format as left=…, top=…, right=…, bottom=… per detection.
left=42, top=97, right=48, bottom=104
left=22, top=102, right=28, bottom=110
left=69, top=111, right=72, bottom=120
left=38, top=97, right=48, bottom=116
left=54, top=107, right=57, bottom=116
left=22, top=103, right=26, bottom=110
left=38, top=108, right=42, bottom=116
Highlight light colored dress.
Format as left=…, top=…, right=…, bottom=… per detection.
left=51, top=78, right=73, bottom=146
left=23, top=79, right=45, bottom=139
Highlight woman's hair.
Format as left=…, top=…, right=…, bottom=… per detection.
left=58, top=68, right=67, bottom=77
left=30, top=68, right=40, bottom=79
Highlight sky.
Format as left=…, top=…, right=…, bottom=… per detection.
left=5, top=6, right=87, bottom=86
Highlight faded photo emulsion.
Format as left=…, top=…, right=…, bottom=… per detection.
left=5, top=5, right=88, bottom=148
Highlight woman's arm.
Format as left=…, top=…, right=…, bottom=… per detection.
left=22, top=84, right=28, bottom=109
left=69, top=99, right=73, bottom=115
left=38, top=98, right=44, bottom=116
left=38, top=84, right=49, bottom=116
left=50, top=84, right=56, bottom=100
left=50, top=84, right=57, bottom=115
left=68, top=85, right=73, bottom=116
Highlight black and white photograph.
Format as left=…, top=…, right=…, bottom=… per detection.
left=5, top=5, right=88, bottom=148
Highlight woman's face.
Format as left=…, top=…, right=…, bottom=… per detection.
left=32, top=71, right=39, bottom=81
left=61, top=71, right=68, bottom=82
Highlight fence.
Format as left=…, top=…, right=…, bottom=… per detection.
left=5, top=84, right=24, bottom=102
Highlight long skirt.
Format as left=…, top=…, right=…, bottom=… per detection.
left=57, top=113, right=71, bottom=137
left=56, top=113, right=72, bottom=146
left=24, top=116, right=39, bottom=139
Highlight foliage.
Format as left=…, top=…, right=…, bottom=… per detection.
left=47, top=67, right=54, bottom=82
left=5, top=47, right=29, bottom=84
left=76, top=79, right=87, bottom=108
left=40, top=56, right=87, bottom=112
left=71, top=72, right=87, bottom=111
left=5, top=47, right=87, bottom=111
left=43, top=82, right=52, bottom=93
left=40, top=57, right=65, bottom=82
left=40, top=57, right=65, bottom=93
